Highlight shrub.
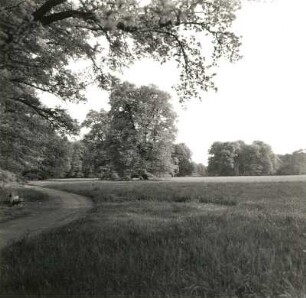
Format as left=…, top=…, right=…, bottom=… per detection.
left=22, top=169, right=47, bottom=181
left=0, top=168, right=18, bottom=202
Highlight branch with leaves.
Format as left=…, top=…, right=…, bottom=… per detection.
left=0, top=0, right=241, bottom=131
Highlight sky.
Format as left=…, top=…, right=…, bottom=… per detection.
left=42, top=0, right=306, bottom=165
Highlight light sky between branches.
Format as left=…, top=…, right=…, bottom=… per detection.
left=42, top=0, right=306, bottom=165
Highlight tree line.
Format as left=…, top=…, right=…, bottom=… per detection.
left=0, top=82, right=205, bottom=180
left=2, top=77, right=304, bottom=180
left=207, top=141, right=306, bottom=176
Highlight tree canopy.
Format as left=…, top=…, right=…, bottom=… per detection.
left=277, top=150, right=306, bottom=175
left=1, top=0, right=241, bottom=131
left=81, top=109, right=111, bottom=176
left=0, top=99, right=72, bottom=176
left=172, top=143, right=194, bottom=176
left=208, top=141, right=279, bottom=176
left=82, top=83, right=177, bottom=178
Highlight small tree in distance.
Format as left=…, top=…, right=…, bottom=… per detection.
left=196, top=163, right=207, bottom=177
left=172, top=143, right=194, bottom=176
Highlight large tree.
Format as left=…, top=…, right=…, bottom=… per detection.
left=207, top=141, right=242, bottom=176
left=238, top=141, right=279, bottom=176
left=38, top=135, right=72, bottom=178
left=1, top=0, right=241, bottom=130
left=107, top=82, right=177, bottom=177
left=82, top=109, right=111, bottom=177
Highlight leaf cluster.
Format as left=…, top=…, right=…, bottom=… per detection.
left=1, top=0, right=242, bottom=132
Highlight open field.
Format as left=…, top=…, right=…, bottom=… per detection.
left=39, top=174, right=306, bottom=184
left=1, top=177, right=306, bottom=297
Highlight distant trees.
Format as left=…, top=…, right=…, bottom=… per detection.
left=277, top=150, right=306, bottom=175
left=81, top=109, right=110, bottom=177
left=194, top=163, right=207, bottom=177
left=1, top=80, right=203, bottom=181
left=172, top=143, right=194, bottom=176
left=207, top=141, right=240, bottom=176
left=67, top=142, right=85, bottom=178
left=234, top=141, right=279, bottom=176
left=39, top=135, right=72, bottom=178
left=208, top=141, right=279, bottom=176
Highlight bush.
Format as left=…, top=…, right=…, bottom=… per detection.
left=100, top=169, right=120, bottom=181
left=22, top=169, right=47, bottom=181
left=0, top=168, right=19, bottom=202
left=136, top=169, right=157, bottom=180
left=0, top=168, right=18, bottom=184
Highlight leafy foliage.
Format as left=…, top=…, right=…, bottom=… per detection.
left=0, top=168, right=18, bottom=201
left=1, top=0, right=241, bottom=131
left=82, top=109, right=110, bottom=177
left=66, top=142, right=85, bottom=178
left=82, top=83, right=177, bottom=178
left=107, top=83, right=177, bottom=177
left=0, top=0, right=242, bottom=177
left=172, top=143, right=193, bottom=176
left=277, top=150, right=306, bottom=175
left=0, top=99, right=72, bottom=177
left=39, top=135, right=72, bottom=178
left=208, top=141, right=279, bottom=176
left=193, top=162, right=207, bottom=176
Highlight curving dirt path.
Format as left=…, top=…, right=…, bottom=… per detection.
left=0, top=184, right=93, bottom=250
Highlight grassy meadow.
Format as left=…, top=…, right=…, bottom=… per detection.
left=1, top=178, right=306, bottom=297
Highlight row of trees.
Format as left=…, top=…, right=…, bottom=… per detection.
left=2, top=84, right=305, bottom=180
left=0, top=82, right=206, bottom=180
left=61, top=141, right=206, bottom=179
left=1, top=79, right=304, bottom=180
left=207, top=141, right=306, bottom=176
left=64, top=82, right=207, bottom=179
left=2, top=90, right=305, bottom=179
left=277, top=150, right=306, bottom=175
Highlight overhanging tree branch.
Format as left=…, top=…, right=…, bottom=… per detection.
left=32, top=0, right=67, bottom=21
left=9, top=96, right=77, bottom=134
left=40, top=10, right=96, bottom=25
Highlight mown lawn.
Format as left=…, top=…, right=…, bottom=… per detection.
left=1, top=179, right=306, bottom=297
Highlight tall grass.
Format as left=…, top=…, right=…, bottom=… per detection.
left=0, top=187, right=50, bottom=223
left=1, top=180, right=306, bottom=297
